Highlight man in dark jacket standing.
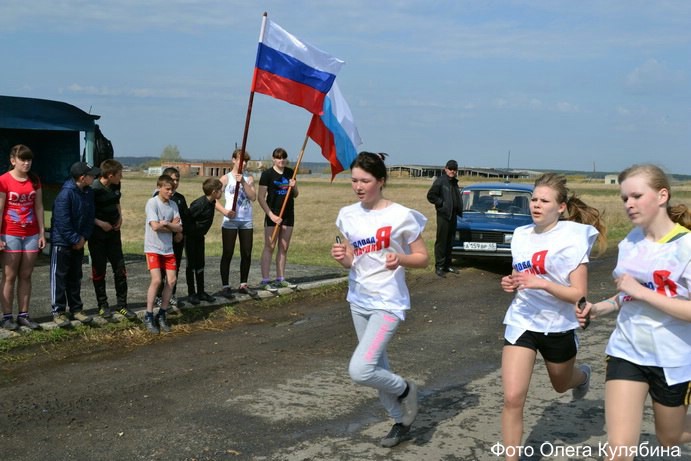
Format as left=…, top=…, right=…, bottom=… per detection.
left=427, top=160, right=462, bottom=277
left=50, top=162, right=98, bottom=327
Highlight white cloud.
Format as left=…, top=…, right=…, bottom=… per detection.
left=625, top=58, right=687, bottom=91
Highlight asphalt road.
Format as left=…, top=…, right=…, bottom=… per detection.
left=1, top=252, right=689, bottom=461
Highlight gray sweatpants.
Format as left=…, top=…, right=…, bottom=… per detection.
left=348, top=305, right=407, bottom=422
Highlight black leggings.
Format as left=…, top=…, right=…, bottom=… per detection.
left=220, top=227, right=253, bottom=286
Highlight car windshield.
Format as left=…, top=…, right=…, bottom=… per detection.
left=462, top=189, right=532, bottom=214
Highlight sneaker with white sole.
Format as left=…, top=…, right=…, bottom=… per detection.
left=143, top=314, right=159, bottom=334
left=273, top=279, right=297, bottom=289
left=572, top=364, right=591, bottom=400
left=259, top=282, right=278, bottom=293
left=399, top=381, right=418, bottom=426
left=380, top=423, right=410, bottom=448
left=156, top=310, right=171, bottom=333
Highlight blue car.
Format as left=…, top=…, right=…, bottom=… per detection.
left=452, top=182, right=534, bottom=260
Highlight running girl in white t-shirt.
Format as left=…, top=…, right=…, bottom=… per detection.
left=499, top=173, right=607, bottom=461
left=576, top=164, right=691, bottom=460
left=331, top=152, right=429, bottom=449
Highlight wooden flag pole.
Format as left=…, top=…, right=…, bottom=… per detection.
left=230, top=91, right=255, bottom=212
left=231, top=12, right=268, bottom=212
left=270, top=132, right=309, bottom=245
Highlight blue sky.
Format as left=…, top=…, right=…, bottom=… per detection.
left=2, top=1, right=690, bottom=174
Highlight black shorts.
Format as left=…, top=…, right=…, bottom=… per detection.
left=605, top=355, right=691, bottom=407
left=265, top=213, right=294, bottom=228
left=504, top=329, right=578, bottom=363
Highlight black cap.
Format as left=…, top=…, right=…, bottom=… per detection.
left=70, top=161, right=101, bottom=178
left=445, top=160, right=458, bottom=170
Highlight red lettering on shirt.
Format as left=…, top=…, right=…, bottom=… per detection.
left=375, top=226, right=392, bottom=251
left=531, top=250, right=548, bottom=275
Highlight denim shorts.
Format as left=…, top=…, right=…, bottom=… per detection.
left=1, top=234, right=40, bottom=253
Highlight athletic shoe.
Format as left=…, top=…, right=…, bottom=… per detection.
left=399, top=381, right=418, bottom=426
left=219, top=287, right=235, bottom=299
left=99, top=306, right=114, bottom=319
left=53, top=313, right=71, bottom=328
left=169, top=296, right=180, bottom=308
left=143, top=315, right=159, bottom=334
left=237, top=285, right=257, bottom=297
left=380, top=423, right=411, bottom=448
left=156, top=311, right=171, bottom=333
left=73, top=311, right=93, bottom=324
left=272, top=279, right=297, bottom=289
left=1, top=316, right=18, bottom=331
left=198, top=292, right=216, bottom=303
left=17, top=315, right=40, bottom=330
left=572, top=364, right=591, bottom=400
left=187, top=294, right=201, bottom=305
left=118, top=307, right=137, bottom=320
left=154, top=296, right=162, bottom=308
left=259, top=282, right=278, bottom=293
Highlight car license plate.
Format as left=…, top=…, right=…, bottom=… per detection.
left=463, top=242, right=497, bottom=251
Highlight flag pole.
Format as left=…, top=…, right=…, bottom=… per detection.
left=270, top=131, right=309, bottom=245
left=231, top=12, right=268, bottom=212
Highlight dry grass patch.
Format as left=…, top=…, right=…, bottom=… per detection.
left=115, top=172, right=691, bottom=265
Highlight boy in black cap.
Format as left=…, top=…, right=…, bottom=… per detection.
left=426, top=159, right=462, bottom=277
left=50, top=161, right=99, bottom=327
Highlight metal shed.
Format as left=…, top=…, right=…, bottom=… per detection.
left=0, top=95, right=100, bottom=208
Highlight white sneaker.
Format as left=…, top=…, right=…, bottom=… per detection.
left=572, top=364, right=591, bottom=400
left=399, top=381, right=418, bottom=426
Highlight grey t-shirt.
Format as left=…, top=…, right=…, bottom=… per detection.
left=144, top=196, right=180, bottom=255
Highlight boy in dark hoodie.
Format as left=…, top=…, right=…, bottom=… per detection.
left=50, top=161, right=99, bottom=327
left=185, top=178, right=223, bottom=305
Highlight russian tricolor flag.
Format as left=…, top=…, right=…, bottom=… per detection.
left=252, top=18, right=344, bottom=115
left=308, top=82, right=362, bottom=179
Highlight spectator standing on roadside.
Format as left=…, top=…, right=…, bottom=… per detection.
left=185, top=178, right=222, bottom=305
left=50, top=161, right=99, bottom=328
left=89, top=159, right=136, bottom=322
left=258, top=147, right=298, bottom=292
left=144, top=174, right=182, bottom=334
left=426, top=159, right=462, bottom=277
left=0, top=145, right=46, bottom=331
left=331, top=151, right=429, bottom=448
left=217, top=148, right=257, bottom=299
left=499, top=173, right=606, bottom=461
left=576, top=164, right=691, bottom=460
left=154, top=167, right=188, bottom=311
